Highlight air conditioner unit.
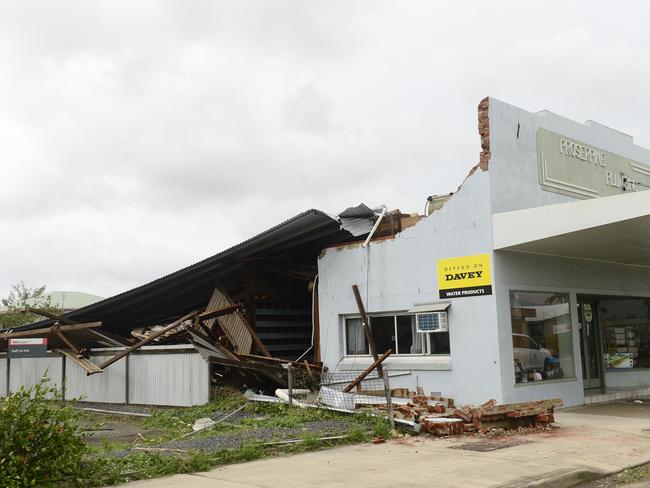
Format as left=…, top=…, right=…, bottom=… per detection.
left=416, top=312, right=448, bottom=333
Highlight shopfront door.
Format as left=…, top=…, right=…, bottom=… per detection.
left=578, top=299, right=603, bottom=389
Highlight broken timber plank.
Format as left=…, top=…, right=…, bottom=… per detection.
left=352, top=284, right=383, bottom=377
left=0, top=321, right=102, bottom=339
left=52, top=325, right=81, bottom=354
left=185, top=325, right=240, bottom=361
left=87, top=328, right=134, bottom=347
left=240, top=353, right=322, bottom=370
left=343, top=349, right=392, bottom=393
left=98, top=310, right=199, bottom=370
left=206, top=286, right=271, bottom=357
left=198, top=304, right=241, bottom=322
left=57, top=349, right=103, bottom=375
left=24, top=307, right=78, bottom=324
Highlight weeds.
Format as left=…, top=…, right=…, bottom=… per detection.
left=616, top=464, right=650, bottom=484
left=0, top=375, right=90, bottom=487
left=67, top=389, right=389, bottom=486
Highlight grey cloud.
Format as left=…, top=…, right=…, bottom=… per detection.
left=1, top=1, right=649, bottom=298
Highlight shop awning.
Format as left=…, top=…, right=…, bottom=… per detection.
left=492, top=190, right=650, bottom=267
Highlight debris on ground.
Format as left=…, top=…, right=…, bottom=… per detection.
left=192, top=418, right=216, bottom=431
left=371, top=392, right=562, bottom=436
left=253, top=382, right=563, bottom=439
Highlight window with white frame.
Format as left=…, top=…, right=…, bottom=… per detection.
left=344, top=314, right=450, bottom=356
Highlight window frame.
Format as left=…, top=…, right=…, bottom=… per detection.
left=509, top=289, right=576, bottom=385
left=342, top=312, right=450, bottom=358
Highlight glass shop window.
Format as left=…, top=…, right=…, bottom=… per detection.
left=600, top=298, right=650, bottom=370
left=510, top=291, right=575, bottom=384
left=344, top=314, right=450, bottom=356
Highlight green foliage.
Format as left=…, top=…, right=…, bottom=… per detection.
left=0, top=375, right=89, bottom=487
left=140, top=388, right=246, bottom=441
left=346, top=425, right=369, bottom=443
left=0, top=281, right=61, bottom=328
left=616, top=464, right=650, bottom=484
left=371, top=417, right=392, bottom=439
left=90, top=443, right=266, bottom=486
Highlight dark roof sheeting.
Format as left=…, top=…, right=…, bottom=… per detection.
left=5, top=209, right=351, bottom=335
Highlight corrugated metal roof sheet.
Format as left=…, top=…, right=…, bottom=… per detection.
left=5, top=209, right=351, bottom=335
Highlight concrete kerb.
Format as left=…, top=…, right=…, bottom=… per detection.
left=498, top=457, right=650, bottom=488
left=496, top=466, right=608, bottom=488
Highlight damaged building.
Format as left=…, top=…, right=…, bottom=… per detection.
left=2, top=96, right=650, bottom=409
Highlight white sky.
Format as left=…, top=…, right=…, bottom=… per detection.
left=2, top=1, right=649, bottom=299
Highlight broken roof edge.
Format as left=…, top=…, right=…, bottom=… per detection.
left=454, top=96, right=491, bottom=194
left=4, top=208, right=350, bottom=334
left=322, top=97, right=491, bottom=252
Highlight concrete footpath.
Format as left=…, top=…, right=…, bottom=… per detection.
left=117, top=404, right=650, bottom=488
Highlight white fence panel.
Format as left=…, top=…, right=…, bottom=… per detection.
left=129, top=351, right=209, bottom=407
left=9, top=355, right=63, bottom=397
left=65, top=355, right=127, bottom=403
left=4, top=347, right=209, bottom=406
left=0, top=357, right=6, bottom=396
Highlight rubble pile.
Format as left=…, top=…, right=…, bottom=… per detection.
left=372, top=390, right=562, bottom=437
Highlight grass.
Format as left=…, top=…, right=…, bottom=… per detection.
left=580, top=462, right=650, bottom=487
left=78, top=389, right=395, bottom=486
left=89, top=442, right=268, bottom=486
left=615, top=464, right=650, bottom=484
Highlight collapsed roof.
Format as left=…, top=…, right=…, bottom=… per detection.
left=4, top=209, right=352, bottom=337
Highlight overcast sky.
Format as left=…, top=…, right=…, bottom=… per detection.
left=2, top=1, right=649, bottom=299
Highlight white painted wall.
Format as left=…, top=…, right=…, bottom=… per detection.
left=487, top=97, right=650, bottom=215
left=319, top=97, right=650, bottom=408
left=318, top=170, right=504, bottom=405
left=488, top=98, right=650, bottom=406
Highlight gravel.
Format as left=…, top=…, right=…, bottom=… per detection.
left=112, top=419, right=354, bottom=455
left=209, top=409, right=264, bottom=424
left=75, top=401, right=154, bottom=415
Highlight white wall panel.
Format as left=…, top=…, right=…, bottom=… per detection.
left=0, top=357, right=7, bottom=397
left=65, top=355, right=126, bottom=403
left=129, top=352, right=209, bottom=407
left=5, top=348, right=208, bottom=406
left=9, top=355, right=63, bottom=397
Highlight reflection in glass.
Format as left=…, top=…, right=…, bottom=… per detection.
left=510, top=291, right=575, bottom=384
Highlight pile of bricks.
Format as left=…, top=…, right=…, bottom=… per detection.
left=376, top=390, right=562, bottom=437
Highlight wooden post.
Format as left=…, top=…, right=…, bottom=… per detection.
left=343, top=349, right=392, bottom=393
left=382, top=370, right=395, bottom=430
left=352, top=285, right=383, bottom=377
left=287, top=364, right=294, bottom=407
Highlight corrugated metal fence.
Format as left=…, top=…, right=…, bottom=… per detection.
left=0, top=345, right=209, bottom=407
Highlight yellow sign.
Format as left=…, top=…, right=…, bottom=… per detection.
left=437, top=253, right=492, bottom=299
